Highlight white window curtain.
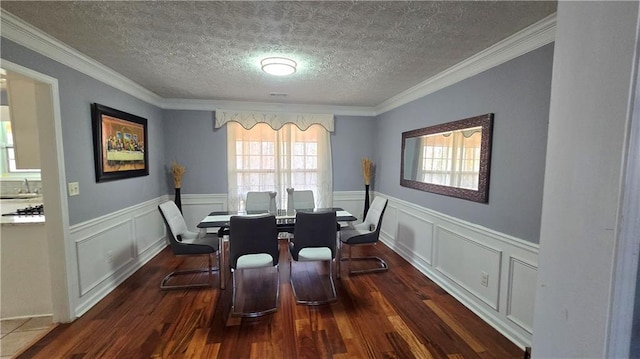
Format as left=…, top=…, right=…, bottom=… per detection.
left=221, top=111, right=333, bottom=211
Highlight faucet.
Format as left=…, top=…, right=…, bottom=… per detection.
left=23, top=178, right=31, bottom=193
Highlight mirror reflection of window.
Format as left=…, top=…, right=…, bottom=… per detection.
left=407, top=126, right=482, bottom=190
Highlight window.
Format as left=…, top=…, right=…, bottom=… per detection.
left=227, top=122, right=332, bottom=211
left=0, top=121, right=40, bottom=174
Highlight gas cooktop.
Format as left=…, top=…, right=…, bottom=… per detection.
left=2, top=204, right=44, bottom=216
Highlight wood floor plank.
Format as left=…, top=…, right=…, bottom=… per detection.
left=18, top=241, right=523, bottom=358
left=388, top=315, right=434, bottom=359
left=424, top=299, right=485, bottom=353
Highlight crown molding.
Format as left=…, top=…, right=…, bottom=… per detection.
left=0, top=10, right=164, bottom=107
left=374, top=13, right=556, bottom=115
left=160, top=98, right=376, bottom=117
left=1, top=9, right=555, bottom=118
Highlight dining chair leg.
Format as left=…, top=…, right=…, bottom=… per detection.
left=160, top=253, right=219, bottom=290
left=336, top=235, right=341, bottom=279
left=290, top=258, right=336, bottom=305
left=231, top=268, right=238, bottom=314
left=219, top=234, right=226, bottom=290
left=340, top=243, right=388, bottom=275
left=231, top=266, right=280, bottom=317
left=347, top=244, right=352, bottom=274
left=208, top=253, right=213, bottom=287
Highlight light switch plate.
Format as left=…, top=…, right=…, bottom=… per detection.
left=68, top=182, right=79, bottom=196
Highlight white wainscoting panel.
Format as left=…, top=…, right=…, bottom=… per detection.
left=76, top=219, right=134, bottom=296
left=376, top=192, right=539, bottom=349
left=181, top=194, right=228, bottom=231
left=395, top=209, right=434, bottom=266
left=333, top=191, right=365, bottom=223
left=134, top=206, right=165, bottom=256
left=507, top=256, right=537, bottom=334
left=70, top=196, right=168, bottom=316
left=435, top=227, right=502, bottom=310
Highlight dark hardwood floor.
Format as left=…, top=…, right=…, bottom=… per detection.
left=18, top=240, right=523, bottom=358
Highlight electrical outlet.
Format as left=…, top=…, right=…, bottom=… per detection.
left=481, top=271, right=489, bottom=287
left=68, top=182, right=79, bottom=196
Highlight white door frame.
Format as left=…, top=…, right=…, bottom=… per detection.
left=1, top=59, right=74, bottom=323
left=606, top=7, right=640, bottom=356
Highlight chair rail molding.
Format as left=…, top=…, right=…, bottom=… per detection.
left=374, top=191, right=539, bottom=349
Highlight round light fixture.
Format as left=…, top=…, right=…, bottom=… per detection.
left=261, top=57, right=297, bottom=76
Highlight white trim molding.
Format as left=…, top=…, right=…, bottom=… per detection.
left=162, top=98, right=376, bottom=117
left=1, top=9, right=555, bottom=117
left=374, top=13, right=556, bottom=114
left=0, top=10, right=164, bottom=108
left=375, top=192, right=539, bottom=349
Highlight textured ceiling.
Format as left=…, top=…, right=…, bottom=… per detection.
left=1, top=1, right=556, bottom=108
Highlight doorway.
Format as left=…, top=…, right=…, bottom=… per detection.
left=1, top=60, right=73, bottom=323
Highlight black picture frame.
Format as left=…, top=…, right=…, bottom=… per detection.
left=91, top=103, right=149, bottom=182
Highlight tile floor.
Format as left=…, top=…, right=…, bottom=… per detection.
left=1, top=316, right=53, bottom=358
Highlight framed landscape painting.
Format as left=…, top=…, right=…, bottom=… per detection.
left=91, top=103, right=149, bottom=182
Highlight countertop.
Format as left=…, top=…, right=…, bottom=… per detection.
left=0, top=197, right=45, bottom=225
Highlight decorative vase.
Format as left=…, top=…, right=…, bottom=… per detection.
left=268, top=191, right=277, bottom=214
left=174, top=187, right=182, bottom=213
left=364, top=184, right=370, bottom=218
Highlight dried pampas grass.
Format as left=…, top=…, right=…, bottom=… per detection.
left=170, top=161, right=186, bottom=188
left=362, top=157, right=373, bottom=185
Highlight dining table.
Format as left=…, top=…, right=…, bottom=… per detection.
left=197, top=208, right=357, bottom=289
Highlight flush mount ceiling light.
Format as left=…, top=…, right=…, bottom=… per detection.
left=261, top=57, right=297, bottom=76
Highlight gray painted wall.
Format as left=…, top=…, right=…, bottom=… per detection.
left=0, top=35, right=550, bottom=242
left=374, top=44, right=554, bottom=243
left=331, top=115, right=376, bottom=191
left=162, top=111, right=376, bottom=194
left=1, top=38, right=167, bottom=225
left=162, top=110, right=227, bottom=193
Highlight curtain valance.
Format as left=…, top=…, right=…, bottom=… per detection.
left=215, top=109, right=334, bottom=132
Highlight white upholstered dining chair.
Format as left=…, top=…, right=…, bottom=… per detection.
left=339, top=197, right=388, bottom=275
left=158, top=200, right=220, bottom=289
left=245, top=191, right=277, bottom=213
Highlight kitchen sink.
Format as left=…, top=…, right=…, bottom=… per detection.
left=0, top=193, right=42, bottom=199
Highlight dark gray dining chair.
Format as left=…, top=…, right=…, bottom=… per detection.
left=158, top=200, right=220, bottom=289
left=229, top=214, right=280, bottom=317
left=288, top=211, right=338, bottom=305
left=339, top=197, right=388, bottom=275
